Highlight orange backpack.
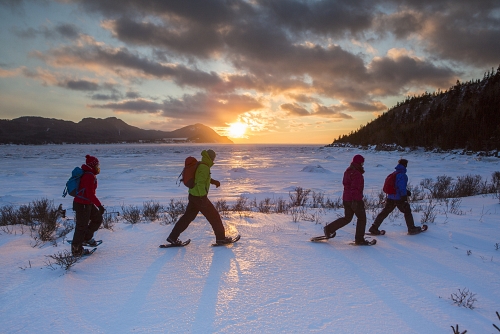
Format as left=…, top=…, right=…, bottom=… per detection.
left=177, top=157, right=206, bottom=188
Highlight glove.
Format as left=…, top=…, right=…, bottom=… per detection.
left=98, top=205, right=106, bottom=215
left=211, top=179, right=221, bottom=188
left=401, top=196, right=408, bottom=202
left=406, top=190, right=412, bottom=197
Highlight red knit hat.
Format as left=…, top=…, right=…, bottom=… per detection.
left=86, top=155, right=99, bottom=168
left=352, top=154, right=365, bottom=164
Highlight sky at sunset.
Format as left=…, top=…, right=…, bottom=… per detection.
left=1, top=0, right=499, bottom=144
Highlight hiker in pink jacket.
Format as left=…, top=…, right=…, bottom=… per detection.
left=323, top=154, right=372, bottom=245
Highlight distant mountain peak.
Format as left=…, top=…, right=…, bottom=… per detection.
left=0, top=117, right=233, bottom=144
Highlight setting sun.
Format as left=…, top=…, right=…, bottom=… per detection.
left=227, top=122, right=247, bottom=138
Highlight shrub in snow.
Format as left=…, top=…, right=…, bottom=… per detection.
left=142, top=200, right=163, bottom=222
left=45, top=250, right=80, bottom=271
left=289, top=187, right=310, bottom=207
left=257, top=198, right=272, bottom=213
left=311, top=191, right=324, bottom=208
left=450, top=324, right=467, bottom=334
left=215, top=199, right=230, bottom=218
left=121, top=204, right=141, bottom=224
left=102, top=211, right=119, bottom=230
left=164, top=199, right=186, bottom=224
left=493, top=311, right=500, bottom=332
left=450, top=288, right=477, bottom=309
left=232, top=195, right=250, bottom=216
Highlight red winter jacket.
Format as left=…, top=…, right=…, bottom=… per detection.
left=342, top=163, right=365, bottom=201
left=73, top=164, right=102, bottom=207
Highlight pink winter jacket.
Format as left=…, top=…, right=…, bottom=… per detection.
left=342, top=163, right=365, bottom=201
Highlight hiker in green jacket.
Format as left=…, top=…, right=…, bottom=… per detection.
left=166, top=149, right=232, bottom=245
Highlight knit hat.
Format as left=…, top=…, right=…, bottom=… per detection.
left=207, top=149, right=216, bottom=161
left=352, top=154, right=365, bottom=164
left=85, top=155, right=99, bottom=168
left=398, top=159, right=408, bottom=167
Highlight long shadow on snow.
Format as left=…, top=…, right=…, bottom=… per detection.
left=109, top=247, right=188, bottom=332
left=192, top=245, right=236, bottom=332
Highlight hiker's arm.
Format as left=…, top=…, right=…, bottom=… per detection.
left=210, top=179, right=220, bottom=188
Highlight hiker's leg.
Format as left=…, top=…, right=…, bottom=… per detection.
left=72, top=202, right=91, bottom=255
left=198, top=196, right=225, bottom=240
left=353, top=201, right=367, bottom=241
left=84, top=205, right=103, bottom=241
left=396, top=201, right=415, bottom=229
left=168, top=195, right=199, bottom=240
left=326, top=201, right=355, bottom=232
left=372, top=199, right=396, bottom=228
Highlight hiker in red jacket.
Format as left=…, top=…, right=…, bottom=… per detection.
left=323, top=154, right=373, bottom=245
left=71, top=155, right=105, bottom=256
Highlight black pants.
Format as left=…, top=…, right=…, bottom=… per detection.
left=72, top=202, right=102, bottom=254
left=168, top=194, right=225, bottom=241
left=325, top=200, right=367, bottom=242
left=372, top=199, right=415, bottom=230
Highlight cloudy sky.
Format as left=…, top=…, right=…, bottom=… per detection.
left=1, top=0, right=499, bottom=143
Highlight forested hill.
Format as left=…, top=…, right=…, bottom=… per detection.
left=329, top=66, right=500, bottom=152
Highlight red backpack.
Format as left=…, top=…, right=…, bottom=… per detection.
left=382, top=171, right=398, bottom=195
left=177, top=156, right=206, bottom=188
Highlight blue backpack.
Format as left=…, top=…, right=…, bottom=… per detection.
left=62, top=167, right=91, bottom=199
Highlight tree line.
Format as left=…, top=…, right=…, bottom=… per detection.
left=329, top=65, right=500, bottom=152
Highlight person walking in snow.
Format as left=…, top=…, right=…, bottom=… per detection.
left=323, top=154, right=373, bottom=245
left=71, top=155, right=105, bottom=256
left=166, top=149, right=233, bottom=245
left=368, top=159, right=423, bottom=235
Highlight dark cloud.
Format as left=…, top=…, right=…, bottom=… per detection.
left=280, top=103, right=309, bottom=116
left=90, top=92, right=263, bottom=126
left=90, top=98, right=163, bottom=113
left=90, top=93, right=121, bottom=101
left=12, top=23, right=80, bottom=40
left=257, top=0, right=374, bottom=36
left=62, top=79, right=99, bottom=91
left=107, top=17, right=224, bottom=58
left=367, top=53, right=458, bottom=95
left=376, top=2, right=500, bottom=66
left=281, top=102, right=354, bottom=119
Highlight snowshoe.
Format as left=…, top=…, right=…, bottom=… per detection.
left=160, top=238, right=191, bottom=248
left=212, top=234, right=240, bottom=246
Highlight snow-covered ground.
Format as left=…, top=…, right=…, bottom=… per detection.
left=1, top=144, right=499, bottom=333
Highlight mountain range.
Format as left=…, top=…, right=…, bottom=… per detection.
left=0, top=117, right=233, bottom=144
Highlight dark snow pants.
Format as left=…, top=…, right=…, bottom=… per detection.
left=72, top=202, right=103, bottom=255
left=324, top=200, right=367, bottom=242
left=168, top=194, right=225, bottom=241
left=372, top=199, right=415, bottom=230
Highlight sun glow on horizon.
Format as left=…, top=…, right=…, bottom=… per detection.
left=227, top=122, right=248, bottom=138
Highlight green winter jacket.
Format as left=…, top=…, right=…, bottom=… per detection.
left=188, top=150, right=214, bottom=197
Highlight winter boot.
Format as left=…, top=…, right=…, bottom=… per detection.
left=83, top=238, right=98, bottom=247
left=408, top=226, right=422, bottom=235
left=354, top=238, right=372, bottom=246
left=215, top=237, right=233, bottom=245
left=72, top=245, right=91, bottom=256
left=323, top=225, right=336, bottom=239
left=167, top=237, right=183, bottom=245
left=368, top=225, right=382, bottom=235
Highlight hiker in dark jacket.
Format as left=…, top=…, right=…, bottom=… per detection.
left=369, top=159, right=423, bottom=235
left=71, top=155, right=105, bottom=256
left=166, top=149, right=233, bottom=245
left=323, top=154, right=373, bottom=245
